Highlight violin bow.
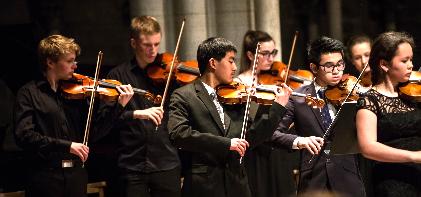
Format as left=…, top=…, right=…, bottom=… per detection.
left=308, top=62, right=370, bottom=164
left=239, top=42, right=261, bottom=164
left=284, top=31, right=299, bottom=84
left=155, top=18, right=186, bottom=131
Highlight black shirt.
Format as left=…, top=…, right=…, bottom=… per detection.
left=14, top=78, right=123, bottom=166
left=103, top=58, right=180, bottom=173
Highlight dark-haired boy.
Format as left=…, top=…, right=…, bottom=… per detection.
left=167, top=37, right=292, bottom=197
left=271, top=36, right=366, bottom=196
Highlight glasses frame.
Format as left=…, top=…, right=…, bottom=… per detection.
left=258, top=49, right=278, bottom=58
left=317, top=60, right=346, bottom=73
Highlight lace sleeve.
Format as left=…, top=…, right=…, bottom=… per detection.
left=356, top=89, right=379, bottom=115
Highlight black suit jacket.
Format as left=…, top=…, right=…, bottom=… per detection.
left=271, top=83, right=366, bottom=196
left=168, top=79, right=286, bottom=197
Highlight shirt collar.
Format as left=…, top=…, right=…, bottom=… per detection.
left=202, top=82, right=215, bottom=97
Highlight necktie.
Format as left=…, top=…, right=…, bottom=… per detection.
left=211, top=92, right=225, bottom=129
left=318, top=89, right=332, bottom=129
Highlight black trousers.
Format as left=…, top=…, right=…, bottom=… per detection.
left=120, top=167, right=181, bottom=197
left=26, top=166, right=87, bottom=197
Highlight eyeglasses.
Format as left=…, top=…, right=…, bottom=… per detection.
left=258, top=49, right=278, bottom=58
left=318, top=60, right=345, bottom=73
left=72, top=61, right=78, bottom=65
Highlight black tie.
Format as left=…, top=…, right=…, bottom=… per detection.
left=318, top=89, right=332, bottom=129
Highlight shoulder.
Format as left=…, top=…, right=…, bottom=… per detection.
left=15, top=80, right=41, bottom=102
left=107, top=61, right=132, bottom=76
left=173, top=82, right=196, bottom=96
left=17, top=81, right=38, bottom=94
left=357, top=89, right=379, bottom=113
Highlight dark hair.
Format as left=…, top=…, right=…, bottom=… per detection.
left=240, top=30, right=273, bottom=73
left=307, top=36, right=345, bottom=65
left=369, top=31, right=415, bottom=85
left=346, top=35, right=372, bottom=60
left=197, top=37, right=237, bottom=74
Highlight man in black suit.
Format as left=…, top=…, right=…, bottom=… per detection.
left=271, top=36, right=366, bottom=196
left=167, top=37, right=292, bottom=197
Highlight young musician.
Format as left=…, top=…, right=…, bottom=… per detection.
left=235, top=30, right=300, bottom=197
left=347, top=35, right=372, bottom=93
left=97, top=16, right=181, bottom=197
left=271, top=36, right=366, bottom=196
left=167, top=37, right=292, bottom=197
left=356, top=31, right=421, bottom=196
left=13, top=34, right=133, bottom=197
left=347, top=35, right=372, bottom=75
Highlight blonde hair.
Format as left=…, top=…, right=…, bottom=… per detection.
left=130, top=16, right=161, bottom=39
left=38, top=34, right=80, bottom=71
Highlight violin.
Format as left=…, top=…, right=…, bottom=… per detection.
left=258, top=61, right=313, bottom=89
left=324, top=74, right=365, bottom=106
left=61, top=73, right=162, bottom=104
left=146, top=53, right=201, bottom=85
left=399, top=71, right=421, bottom=102
left=216, top=82, right=325, bottom=108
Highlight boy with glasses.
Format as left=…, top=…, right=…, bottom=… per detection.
left=271, top=36, right=366, bottom=196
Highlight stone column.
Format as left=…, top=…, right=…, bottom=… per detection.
left=254, top=0, right=282, bottom=61
left=214, top=0, right=254, bottom=59
left=327, top=0, right=343, bottom=41
left=172, top=0, right=208, bottom=60
left=129, top=0, right=167, bottom=52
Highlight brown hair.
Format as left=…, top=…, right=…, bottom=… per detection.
left=38, top=34, right=80, bottom=72
left=130, top=16, right=161, bottom=39
left=240, top=30, right=273, bottom=73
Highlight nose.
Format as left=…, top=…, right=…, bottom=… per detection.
left=362, top=56, right=368, bottom=64
left=331, top=66, right=340, bottom=74
left=408, top=60, right=414, bottom=70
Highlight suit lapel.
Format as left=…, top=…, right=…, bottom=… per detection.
left=223, top=113, right=231, bottom=135
left=194, top=81, right=226, bottom=135
left=306, top=83, right=326, bottom=132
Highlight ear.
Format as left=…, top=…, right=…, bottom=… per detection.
left=46, top=58, right=55, bottom=70
left=246, top=51, right=254, bottom=62
left=130, top=38, right=136, bottom=49
left=209, top=58, right=217, bottom=70
left=379, top=59, right=389, bottom=73
left=309, top=63, right=318, bottom=74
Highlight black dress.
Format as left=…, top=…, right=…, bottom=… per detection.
left=357, top=89, right=421, bottom=197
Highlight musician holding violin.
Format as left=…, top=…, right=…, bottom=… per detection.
left=356, top=32, right=421, bottom=196
left=271, top=36, right=366, bottom=196
left=97, top=16, right=181, bottom=197
left=233, top=30, right=299, bottom=197
left=347, top=35, right=373, bottom=92
left=13, top=35, right=134, bottom=197
left=167, top=37, right=292, bottom=197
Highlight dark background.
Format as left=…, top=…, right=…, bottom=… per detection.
left=1, top=0, right=421, bottom=195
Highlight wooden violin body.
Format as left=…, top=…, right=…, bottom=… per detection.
left=61, top=73, right=162, bottom=104
left=146, top=53, right=201, bottom=85
left=216, top=82, right=324, bottom=108
left=399, top=71, right=421, bottom=102
left=258, top=61, right=313, bottom=89
left=325, top=74, right=360, bottom=106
